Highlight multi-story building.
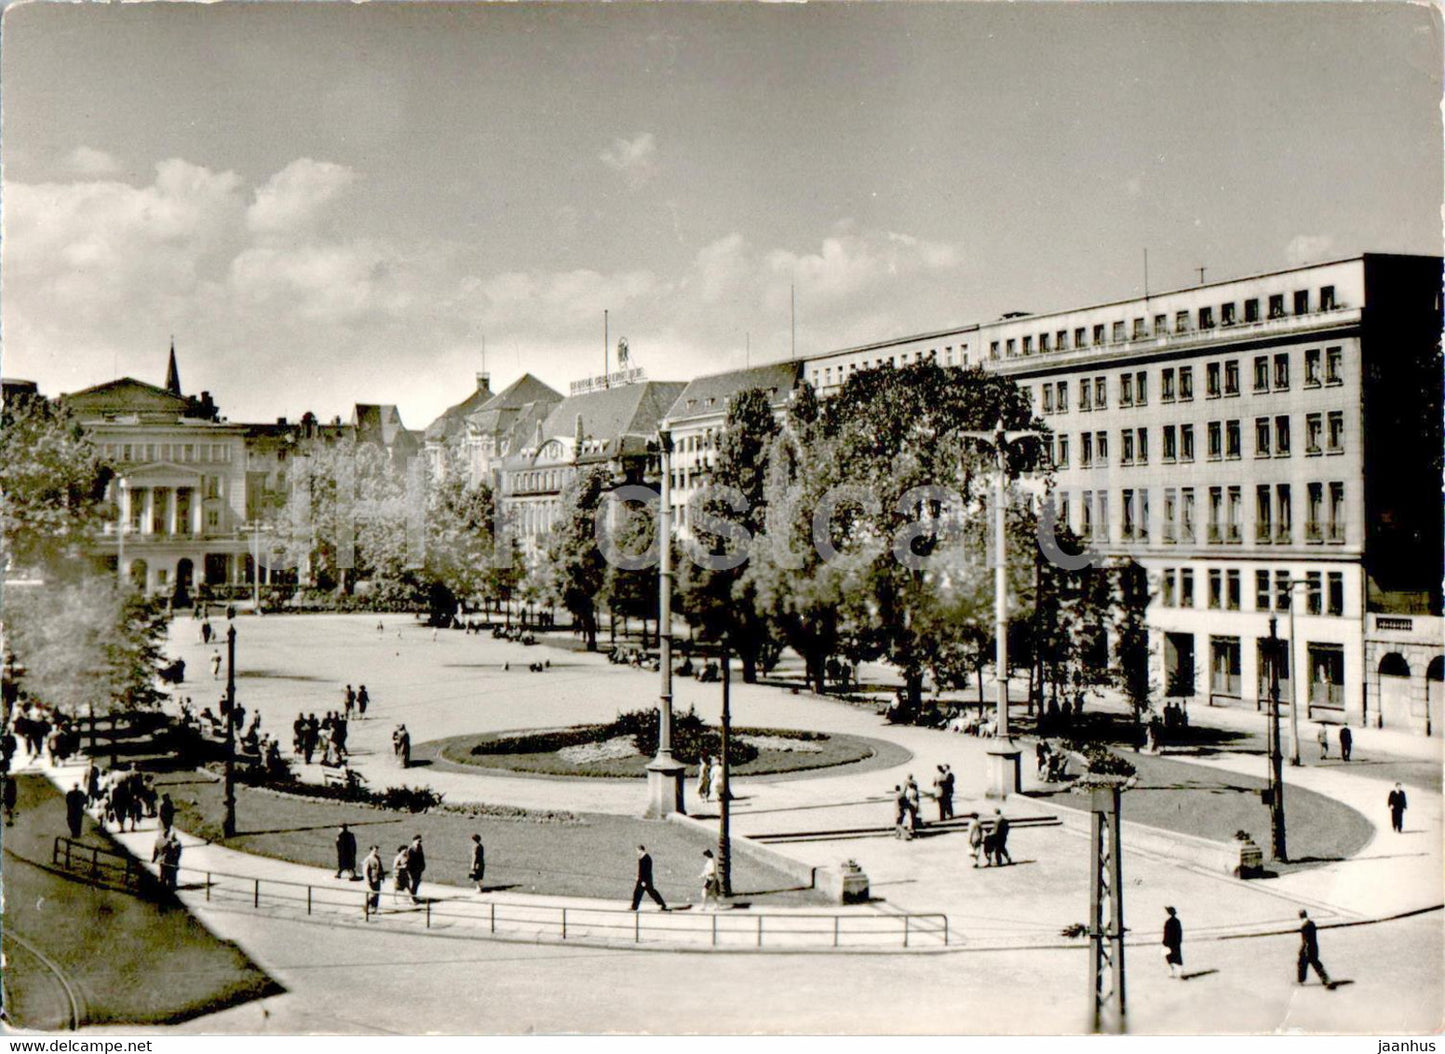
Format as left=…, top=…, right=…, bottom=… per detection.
left=459, top=373, right=563, bottom=490
left=498, top=376, right=685, bottom=555
left=660, top=361, right=804, bottom=533
left=804, top=254, right=1443, bottom=734
left=63, top=350, right=251, bottom=597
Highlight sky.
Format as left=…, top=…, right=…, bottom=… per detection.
left=3, top=2, right=1441, bottom=428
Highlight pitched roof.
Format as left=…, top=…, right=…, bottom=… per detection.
left=538, top=381, right=686, bottom=454
left=62, top=377, right=192, bottom=416
left=352, top=404, right=409, bottom=448
left=663, top=361, right=803, bottom=423
left=423, top=377, right=497, bottom=443
left=465, top=374, right=564, bottom=442
left=479, top=373, right=562, bottom=413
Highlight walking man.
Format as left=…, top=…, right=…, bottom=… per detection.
left=1296, top=909, right=1332, bottom=987
left=64, top=782, right=86, bottom=838
left=406, top=834, right=426, bottom=901
left=335, top=822, right=358, bottom=880
left=468, top=833, right=486, bottom=893
left=158, top=793, right=176, bottom=832
left=966, top=813, right=984, bottom=867
left=1162, top=906, right=1183, bottom=979
left=153, top=827, right=183, bottom=891
left=629, top=845, right=668, bottom=911
left=344, top=685, right=356, bottom=719
left=357, top=685, right=369, bottom=719
left=363, top=845, right=383, bottom=916
left=1388, top=783, right=1408, bottom=833
left=990, top=808, right=1013, bottom=866
left=1338, top=725, right=1353, bottom=762
left=933, top=764, right=955, bottom=822
left=211, top=651, right=223, bottom=679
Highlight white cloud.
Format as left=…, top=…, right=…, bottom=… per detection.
left=1285, top=234, right=1336, bottom=266
left=599, top=132, right=658, bottom=188
left=246, top=158, right=358, bottom=237
left=66, top=146, right=121, bottom=177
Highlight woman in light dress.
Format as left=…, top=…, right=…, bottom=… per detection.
left=710, top=755, right=726, bottom=804
left=700, top=849, right=721, bottom=911
left=696, top=754, right=713, bottom=803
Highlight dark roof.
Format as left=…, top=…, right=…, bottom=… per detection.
left=539, top=381, right=686, bottom=452
left=62, top=377, right=193, bottom=416
left=664, top=361, right=803, bottom=423
left=423, top=377, right=497, bottom=443
left=479, top=374, right=562, bottom=414
left=465, top=374, right=564, bottom=442
left=353, top=404, right=413, bottom=451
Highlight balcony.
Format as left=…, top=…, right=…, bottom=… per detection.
left=1255, top=524, right=1273, bottom=544
left=1305, top=523, right=1323, bottom=543
left=1275, top=526, right=1292, bottom=544
left=1227, top=525, right=1242, bottom=544
left=1328, top=523, right=1345, bottom=544
left=1207, top=525, right=1223, bottom=544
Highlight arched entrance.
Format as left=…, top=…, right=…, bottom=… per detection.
left=1377, top=652, right=1412, bottom=730
left=174, top=558, right=194, bottom=608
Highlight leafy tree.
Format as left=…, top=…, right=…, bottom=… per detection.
left=601, top=492, right=659, bottom=644
left=1109, top=556, right=1154, bottom=721
left=424, top=446, right=504, bottom=605
left=544, top=466, right=610, bottom=650
left=677, top=386, right=781, bottom=681
left=7, top=577, right=168, bottom=723
left=0, top=393, right=112, bottom=578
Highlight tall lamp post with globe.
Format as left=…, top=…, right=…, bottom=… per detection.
left=645, top=429, right=685, bottom=818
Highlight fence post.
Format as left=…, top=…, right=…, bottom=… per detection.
left=91, top=846, right=100, bottom=879
left=364, top=891, right=370, bottom=921
left=757, top=915, right=763, bottom=949
left=206, top=872, right=211, bottom=901
left=903, top=915, right=910, bottom=949
left=833, top=916, right=840, bottom=948
left=490, top=902, right=496, bottom=934
left=307, top=886, right=313, bottom=915
left=426, top=899, right=432, bottom=929
left=254, top=878, right=260, bottom=908
left=561, top=908, right=567, bottom=940
left=64, top=839, right=72, bottom=870
left=711, top=914, right=718, bottom=948
left=943, top=916, right=949, bottom=947
left=634, top=912, right=640, bottom=943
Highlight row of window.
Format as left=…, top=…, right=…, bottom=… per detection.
left=103, top=441, right=234, bottom=464
left=1033, top=347, right=1345, bottom=416
left=812, top=345, right=969, bottom=389
left=992, top=285, right=1339, bottom=359
left=1045, top=411, right=1346, bottom=469
left=1159, top=566, right=1345, bottom=617
left=1055, top=480, right=1348, bottom=546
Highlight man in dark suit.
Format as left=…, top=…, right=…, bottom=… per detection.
left=1388, top=783, right=1408, bottom=832
left=1162, top=906, right=1183, bottom=979
left=406, top=834, right=426, bottom=901
left=335, top=823, right=358, bottom=880
left=629, top=845, right=668, bottom=911
left=1296, top=909, right=1332, bottom=987
left=64, top=782, right=86, bottom=839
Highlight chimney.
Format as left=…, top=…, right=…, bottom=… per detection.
left=534, top=420, right=544, bottom=449
left=574, top=412, right=584, bottom=449
left=477, top=372, right=491, bottom=393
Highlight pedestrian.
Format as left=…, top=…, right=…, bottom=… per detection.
left=363, top=845, right=384, bottom=916
left=700, top=849, right=721, bottom=911
left=201, top=620, right=212, bottom=645
left=109, top=774, right=133, bottom=832
left=1317, top=724, right=1330, bottom=760
left=64, top=782, right=86, bottom=838
left=303, top=715, right=318, bottom=765
left=211, top=651, right=223, bottom=679
left=1388, top=782, right=1408, bottom=833
left=406, top=834, right=426, bottom=901
left=158, top=793, right=176, bottom=832
left=468, top=833, right=486, bottom=893
left=395, top=725, right=411, bottom=769
left=357, top=685, right=369, bottom=719
left=629, top=845, right=668, bottom=911
left=1338, top=725, right=1353, bottom=762
left=344, top=685, right=356, bottom=719
left=153, top=827, right=183, bottom=891
left=1163, top=906, right=1183, bottom=979
left=933, top=764, right=955, bottom=822
left=1295, top=909, right=1332, bottom=987
left=904, top=774, right=923, bottom=833
left=336, top=822, right=358, bottom=880
left=990, top=808, right=1013, bottom=866
left=391, top=844, right=411, bottom=906
left=2, top=773, right=16, bottom=827
left=710, top=754, right=725, bottom=803
left=376, top=620, right=384, bottom=638
left=696, top=754, right=713, bottom=804
left=892, top=785, right=912, bottom=840
left=85, top=761, right=101, bottom=804
left=966, top=813, right=984, bottom=867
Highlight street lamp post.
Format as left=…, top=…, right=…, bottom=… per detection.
left=1282, top=578, right=1311, bottom=767
left=645, top=429, right=685, bottom=818
left=223, top=623, right=238, bottom=838
left=1265, top=616, right=1288, bottom=862
left=961, top=418, right=1040, bottom=799
left=718, top=645, right=733, bottom=896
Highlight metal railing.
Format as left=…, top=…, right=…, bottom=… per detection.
left=49, top=838, right=949, bottom=951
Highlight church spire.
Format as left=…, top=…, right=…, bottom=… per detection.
left=164, top=337, right=181, bottom=396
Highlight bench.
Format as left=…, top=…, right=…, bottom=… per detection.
left=322, top=766, right=352, bottom=788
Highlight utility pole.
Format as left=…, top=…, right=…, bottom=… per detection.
left=719, top=645, right=733, bottom=896
left=1266, top=616, right=1288, bottom=861
left=1088, top=779, right=1128, bottom=1034
left=223, top=623, right=238, bottom=838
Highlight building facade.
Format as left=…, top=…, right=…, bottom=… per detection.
left=804, top=254, right=1443, bottom=733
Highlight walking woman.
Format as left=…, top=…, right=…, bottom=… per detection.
left=391, top=844, right=411, bottom=906
left=696, top=754, right=713, bottom=804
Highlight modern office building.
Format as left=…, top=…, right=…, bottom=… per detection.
left=804, top=254, right=1443, bottom=734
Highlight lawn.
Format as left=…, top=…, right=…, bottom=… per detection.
left=0, top=773, right=282, bottom=1028
left=159, top=769, right=826, bottom=906
left=429, top=726, right=892, bottom=779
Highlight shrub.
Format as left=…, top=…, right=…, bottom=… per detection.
left=377, top=785, right=445, bottom=813
left=616, top=705, right=759, bottom=766
left=470, top=727, right=600, bottom=756
left=1071, top=741, right=1138, bottom=778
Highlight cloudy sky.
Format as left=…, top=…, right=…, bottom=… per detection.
left=4, top=3, right=1440, bottom=427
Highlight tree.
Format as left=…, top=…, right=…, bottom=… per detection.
left=544, top=466, right=610, bottom=650
left=0, top=393, right=112, bottom=579
left=425, top=447, right=503, bottom=606
left=1109, top=557, right=1154, bottom=721
left=6, top=576, right=168, bottom=724
left=676, top=386, right=781, bottom=681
